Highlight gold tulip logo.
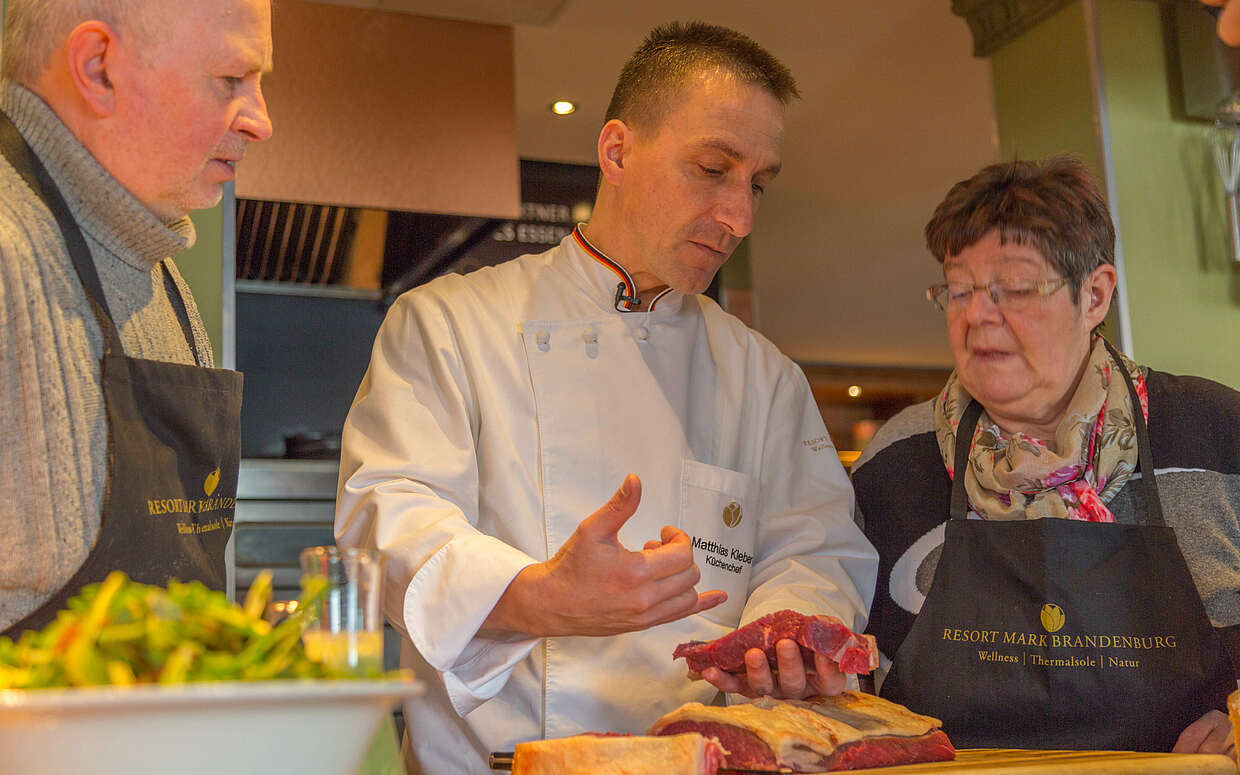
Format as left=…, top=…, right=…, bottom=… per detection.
left=722, top=501, right=743, bottom=528
left=1040, top=603, right=1066, bottom=633
left=204, top=466, right=221, bottom=496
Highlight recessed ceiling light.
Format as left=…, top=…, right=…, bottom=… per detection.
left=847, top=385, right=862, bottom=398
left=551, top=100, right=577, bottom=115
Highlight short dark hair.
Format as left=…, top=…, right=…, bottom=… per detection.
left=603, top=21, right=799, bottom=133
left=924, top=156, right=1115, bottom=303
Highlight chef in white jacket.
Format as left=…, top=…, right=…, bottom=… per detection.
left=336, top=21, right=878, bottom=774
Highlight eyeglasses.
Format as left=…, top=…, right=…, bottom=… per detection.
left=925, top=277, right=1071, bottom=313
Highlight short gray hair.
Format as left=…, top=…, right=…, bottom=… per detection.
left=2, top=0, right=154, bottom=85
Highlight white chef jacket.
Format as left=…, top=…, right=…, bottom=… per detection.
left=335, top=228, right=878, bottom=775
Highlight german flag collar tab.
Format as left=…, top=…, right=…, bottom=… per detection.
left=572, top=225, right=642, bottom=312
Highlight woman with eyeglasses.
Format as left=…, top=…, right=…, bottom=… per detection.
left=852, top=156, right=1240, bottom=757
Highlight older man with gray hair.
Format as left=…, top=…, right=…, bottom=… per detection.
left=0, top=0, right=273, bottom=635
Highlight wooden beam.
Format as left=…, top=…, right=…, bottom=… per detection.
left=952, top=0, right=1078, bottom=57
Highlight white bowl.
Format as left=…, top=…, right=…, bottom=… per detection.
left=0, top=678, right=424, bottom=775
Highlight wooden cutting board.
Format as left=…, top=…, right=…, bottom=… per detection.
left=765, top=748, right=1235, bottom=774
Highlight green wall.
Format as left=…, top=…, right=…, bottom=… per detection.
left=720, top=237, right=751, bottom=290
left=177, top=204, right=224, bottom=364
left=992, top=1, right=1103, bottom=173
left=990, top=0, right=1123, bottom=343
left=1097, top=0, right=1239, bottom=384
left=990, top=0, right=1240, bottom=387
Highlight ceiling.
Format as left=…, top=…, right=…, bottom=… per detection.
left=305, top=0, right=567, bottom=25
left=318, top=0, right=998, bottom=369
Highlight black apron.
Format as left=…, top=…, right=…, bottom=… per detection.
left=0, top=112, right=242, bottom=637
left=880, top=341, right=1235, bottom=752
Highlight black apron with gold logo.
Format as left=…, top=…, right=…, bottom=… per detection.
left=0, top=112, right=241, bottom=637
left=880, top=341, right=1235, bottom=752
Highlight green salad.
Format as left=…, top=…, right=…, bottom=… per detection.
left=0, top=570, right=381, bottom=689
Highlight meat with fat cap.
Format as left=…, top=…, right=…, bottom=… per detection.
left=649, top=692, right=955, bottom=773
left=673, top=609, right=878, bottom=678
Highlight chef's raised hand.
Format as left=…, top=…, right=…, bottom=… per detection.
left=700, top=640, right=846, bottom=700
left=1172, top=709, right=1236, bottom=759
left=482, top=474, right=727, bottom=637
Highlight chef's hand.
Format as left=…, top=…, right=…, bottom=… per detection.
left=1202, top=0, right=1240, bottom=46
left=1172, top=709, right=1236, bottom=759
left=482, top=474, right=727, bottom=637
left=699, top=640, right=846, bottom=700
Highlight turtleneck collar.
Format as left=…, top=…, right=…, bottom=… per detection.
left=568, top=224, right=677, bottom=314
left=1, top=81, right=195, bottom=272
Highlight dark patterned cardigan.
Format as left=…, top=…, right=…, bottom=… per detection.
left=853, top=370, right=1240, bottom=685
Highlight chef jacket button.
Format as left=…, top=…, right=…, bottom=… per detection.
left=635, top=326, right=649, bottom=342
left=582, top=328, right=598, bottom=344
left=536, top=330, right=550, bottom=351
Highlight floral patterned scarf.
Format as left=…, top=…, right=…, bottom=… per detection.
left=933, top=337, right=1149, bottom=522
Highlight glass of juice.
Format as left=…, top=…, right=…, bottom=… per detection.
left=299, top=545, right=385, bottom=676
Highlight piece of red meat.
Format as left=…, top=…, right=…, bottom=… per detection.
left=824, top=730, right=956, bottom=771
left=673, top=609, right=878, bottom=677
left=654, top=721, right=780, bottom=771
left=653, top=721, right=954, bottom=773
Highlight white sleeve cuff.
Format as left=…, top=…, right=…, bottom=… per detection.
left=402, top=534, right=540, bottom=716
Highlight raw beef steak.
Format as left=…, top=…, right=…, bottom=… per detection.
left=674, top=609, right=878, bottom=676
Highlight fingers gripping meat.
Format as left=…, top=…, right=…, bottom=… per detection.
left=673, top=609, right=878, bottom=677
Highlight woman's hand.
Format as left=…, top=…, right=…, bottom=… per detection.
left=1172, top=709, right=1236, bottom=759
left=700, top=640, right=846, bottom=699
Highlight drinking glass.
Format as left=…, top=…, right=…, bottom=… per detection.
left=299, top=545, right=385, bottom=676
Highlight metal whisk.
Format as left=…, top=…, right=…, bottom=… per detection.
left=1210, top=92, right=1240, bottom=264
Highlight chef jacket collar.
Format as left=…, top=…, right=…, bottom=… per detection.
left=571, top=224, right=676, bottom=314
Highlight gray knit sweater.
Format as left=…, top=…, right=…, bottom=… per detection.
left=0, top=82, right=214, bottom=630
